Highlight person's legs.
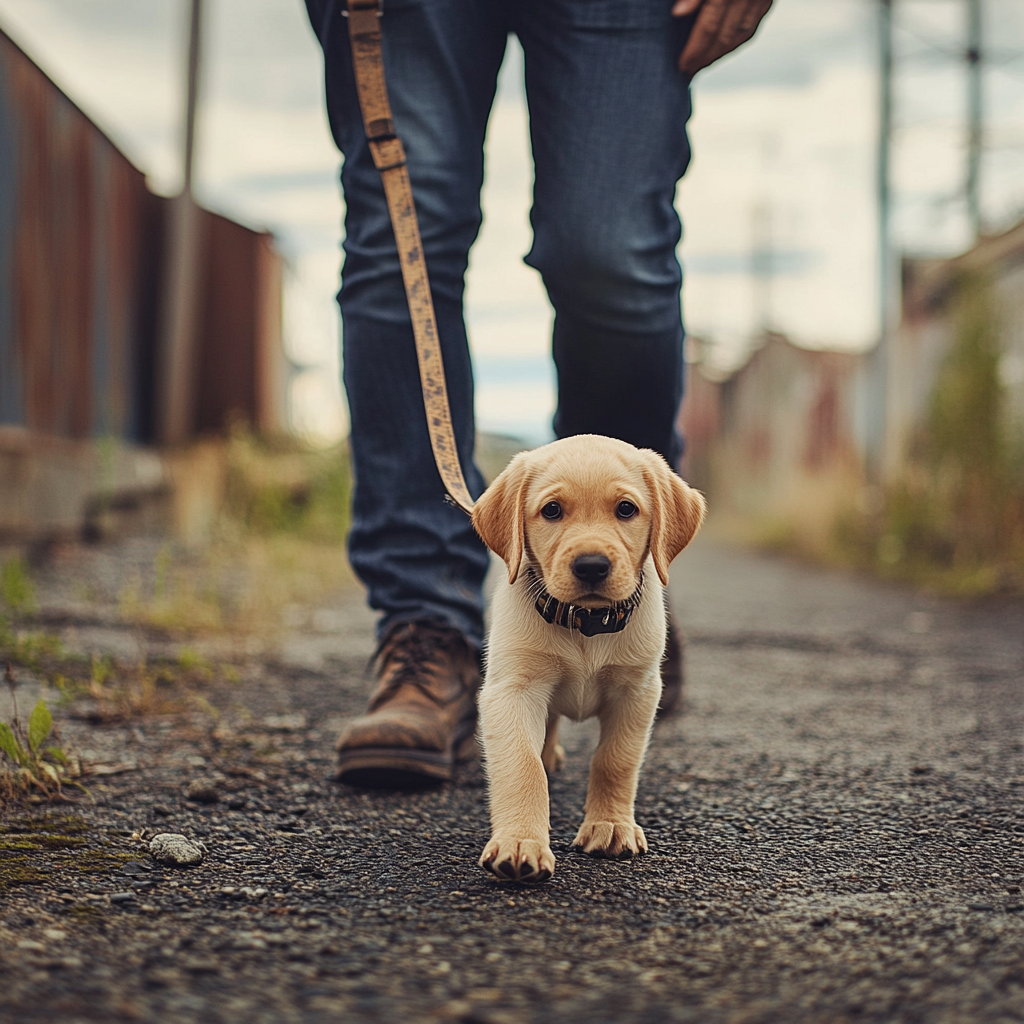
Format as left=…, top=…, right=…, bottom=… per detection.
left=514, top=0, right=693, bottom=466
left=305, top=0, right=509, bottom=785
left=305, top=0, right=508, bottom=652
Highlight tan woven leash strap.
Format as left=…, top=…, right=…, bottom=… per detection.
left=345, top=0, right=475, bottom=514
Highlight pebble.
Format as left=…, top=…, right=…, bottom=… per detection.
left=263, top=713, right=307, bottom=732
left=149, top=834, right=208, bottom=867
left=185, top=779, right=221, bottom=804
left=109, top=892, right=134, bottom=904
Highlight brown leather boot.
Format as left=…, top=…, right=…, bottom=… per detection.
left=335, top=621, right=481, bottom=788
left=656, top=609, right=685, bottom=719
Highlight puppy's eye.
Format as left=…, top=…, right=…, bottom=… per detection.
left=616, top=500, right=638, bottom=520
left=541, top=501, right=563, bottom=521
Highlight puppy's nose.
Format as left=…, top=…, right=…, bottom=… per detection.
left=572, top=554, right=611, bottom=588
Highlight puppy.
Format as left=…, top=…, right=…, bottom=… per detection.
left=472, top=435, right=706, bottom=883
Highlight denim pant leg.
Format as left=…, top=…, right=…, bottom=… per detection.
left=515, top=0, right=693, bottom=466
left=304, top=0, right=508, bottom=651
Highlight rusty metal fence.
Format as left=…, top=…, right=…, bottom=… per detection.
left=0, top=27, right=284, bottom=449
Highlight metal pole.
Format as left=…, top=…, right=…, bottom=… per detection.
left=869, top=0, right=894, bottom=480
left=751, top=200, right=772, bottom=340
left=157, top=0, right=206, bottom=444
left=184, top=0, right=203, bottom=196
left=966, top=0, right=983, bottom=239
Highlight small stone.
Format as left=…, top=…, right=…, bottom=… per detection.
left=184, top=957, right=222, bottom=973
left=263, top=713, right=307, bottom=732
left=43, top=929, right=66, bottom=941
left=152, top=804, right=172, bottom=817
left=149, top=833, right=208, bottom=867
left=16, top=940, right=45, bottom=952
left=110, top=892, right=134, bottom=904
left=185, top=779, right=220, bottom=804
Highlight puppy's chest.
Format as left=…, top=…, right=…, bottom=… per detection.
left=547, top=651, right=636, bottom=721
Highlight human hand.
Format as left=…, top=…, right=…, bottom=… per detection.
left=672, top=0, right=773, bottom=77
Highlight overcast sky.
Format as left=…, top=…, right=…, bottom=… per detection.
left=1, top=0, right=1022, bottom=442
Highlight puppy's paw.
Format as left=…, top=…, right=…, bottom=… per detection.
left=541, top=742, right=565, bottom=775
left=571, top=819, right=647, bottom=860
left=479, top=836, right=555, bottom=883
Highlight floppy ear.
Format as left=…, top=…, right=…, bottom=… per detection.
left=642, top=452, right=707, bottom=586
left=472, top=451, right=531, bottom=584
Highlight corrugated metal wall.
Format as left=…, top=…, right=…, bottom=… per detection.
left=0, top=27, right=284, bottom=448
left=195, top=211, right=283, bottom=436
left=0, top=28, right=162, bottom=442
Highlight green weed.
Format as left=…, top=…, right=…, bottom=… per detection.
left=2, top=557, right=36, bottom=615
left=839, top=273, right=1024, bottom=593
left=0, top=665, right=86, bottom=806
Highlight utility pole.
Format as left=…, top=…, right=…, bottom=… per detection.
left=183, top=0, right=203, bottom=196
left=751, top=200, right=773, bottom=340
left=751, top=134, right=777, bottom=342
left=867, top=0, right=895, bottom=480
left=157, top=0, right=206, bottom=446
left=966, top=0, right=983, bottom=240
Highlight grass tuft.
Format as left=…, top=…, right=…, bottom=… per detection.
left=1, top=664, right=87, bottom=807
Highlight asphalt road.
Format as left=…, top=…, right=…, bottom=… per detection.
left=1, top=535, right=1022, bottom=1024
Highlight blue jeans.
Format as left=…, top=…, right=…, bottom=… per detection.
left=304, top=0, right=693, bottom=651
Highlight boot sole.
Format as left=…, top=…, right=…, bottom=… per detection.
left=335, top=726, right=477, bottom=790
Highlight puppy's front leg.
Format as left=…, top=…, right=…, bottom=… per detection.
left=478, top=667, right=556, bottom=883
left=573, top=672, right=659, bottom=859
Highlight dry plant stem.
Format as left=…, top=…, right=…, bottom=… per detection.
left=5, top=660, right=20, bottom=733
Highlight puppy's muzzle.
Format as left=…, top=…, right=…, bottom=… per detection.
left=572, top=553, right=611, bottom=589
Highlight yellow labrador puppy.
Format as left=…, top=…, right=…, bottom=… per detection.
left=472, top=435, right=706, bottom=883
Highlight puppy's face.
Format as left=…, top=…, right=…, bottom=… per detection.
left=473, top=435, right=706, bottom=602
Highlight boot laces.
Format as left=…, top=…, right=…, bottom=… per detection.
left=371, top=624, right=470, bottom=708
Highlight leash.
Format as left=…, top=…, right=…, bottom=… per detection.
left=345, top=0, right=476, bottom=514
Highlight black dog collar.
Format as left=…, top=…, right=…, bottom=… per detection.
left=525, top=567, right=644, bottom=638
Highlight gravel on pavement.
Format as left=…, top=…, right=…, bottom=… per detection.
left=0, top=535, right=1022, bottom=1024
